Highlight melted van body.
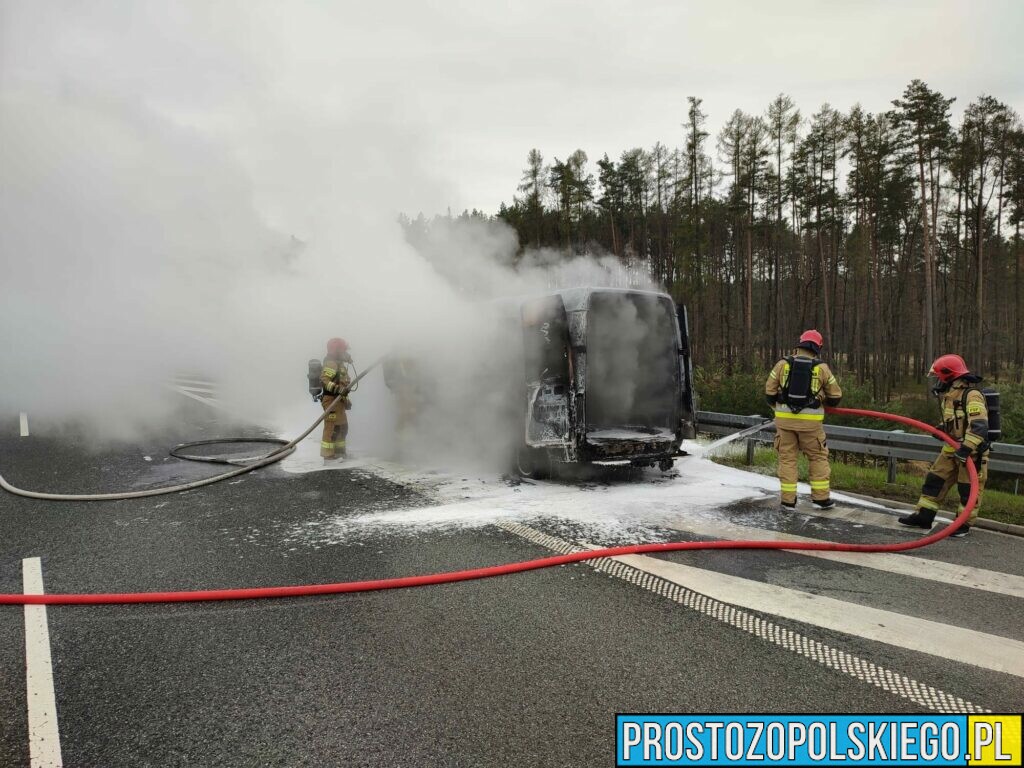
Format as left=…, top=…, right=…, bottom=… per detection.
left=516, top=287, right=697, bottom=473
left=383, top=287, right=697, bottom=474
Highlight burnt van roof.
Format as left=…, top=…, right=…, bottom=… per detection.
left=554, top=286, right=673, bottom=312
left=484, top=286, right=673, bottom=313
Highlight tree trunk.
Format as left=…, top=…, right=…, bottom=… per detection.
left=917, top=141, right=935, bottom=368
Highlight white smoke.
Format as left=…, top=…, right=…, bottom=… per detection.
left=0, top=1, right=663, bottom=468
left=0, top=84, right=474, bottom=442
left=403, top=214, right=655, bottom=299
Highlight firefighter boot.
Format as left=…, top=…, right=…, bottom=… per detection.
left=949, top=524, right=971, bottom=538
left=812, top=498, right=836, bottom=510
left=898, top=509, right=936, bottom=530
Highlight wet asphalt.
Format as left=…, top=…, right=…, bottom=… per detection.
left=1, top=403, right=1022, bottom=767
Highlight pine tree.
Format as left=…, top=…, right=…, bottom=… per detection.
left=962, top=95, right=1014, bottom=371
left=766, top=94, right=800, bottom=357
left=892, top=80, right=955, bottom=367
left=517, top=149, right=547, bottom=249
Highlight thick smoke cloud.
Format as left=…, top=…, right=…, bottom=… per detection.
left=0, top=91, right=649, bottom=454
left=0, top=88, right=482, bottom=444
left=0, top=1, right=660, bottom=468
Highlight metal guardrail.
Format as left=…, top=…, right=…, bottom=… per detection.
left=698, top=410, right=1024, bottom=477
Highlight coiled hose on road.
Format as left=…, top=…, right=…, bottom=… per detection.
left=0, top=407, right=977, bottom=605
left=0, top=360, right=382, bottom=502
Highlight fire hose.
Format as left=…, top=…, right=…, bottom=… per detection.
left=0, top=360, right=382, bottom=502
left=0, top=407, right=977, bottom=606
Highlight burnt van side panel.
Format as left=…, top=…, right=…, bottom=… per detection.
left=521, top=295, right=573, bottom=456
left=567, top=310, right=588, bottom=457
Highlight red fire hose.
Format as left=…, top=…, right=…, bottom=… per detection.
left=0, top=408, right=977, bottom=606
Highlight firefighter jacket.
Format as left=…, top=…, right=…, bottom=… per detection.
left=321, top=357, right=352, bottom=404
left=764, top=350, right=842, bottom=432
left=938, top=380, right=989, bottom=457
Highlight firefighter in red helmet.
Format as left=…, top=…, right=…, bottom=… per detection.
left=764, top=330, right=843, bottom=510
left=898, top=354, right=989, bottom=537
left=320, top=337, right=353, bottom=460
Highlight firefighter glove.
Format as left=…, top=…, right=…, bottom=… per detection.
left=953, top=443, right=973, bottom=463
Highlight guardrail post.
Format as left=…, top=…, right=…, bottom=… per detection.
left=746, top=439, right=755, bottom=466
left=886, top=455, right=897, bottom=484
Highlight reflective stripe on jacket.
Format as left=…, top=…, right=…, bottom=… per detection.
left=765, top=351, right=842, bottom=428
left=939, top=381, right=989, bottom=456
left=320, top=357, right=352, bottom=396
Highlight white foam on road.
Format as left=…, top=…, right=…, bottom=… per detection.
left=22, top=558, right=63, bottom=768
left=278, top=438, right=1010, bottom=559
left=283, top=438, right=923, bottom=547
left=284, top=449, right=782, bottom=546
left=279, top=432, right=368, bottom=474
left=20, top=412, right=29, bottom=437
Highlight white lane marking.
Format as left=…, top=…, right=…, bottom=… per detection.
left=171, top=378, right=217, bottom=388
left=499, top=522, right=987, bottom=713
left=165, top=385, right=221, bottom=408
left=173, top=385, right=218, bottom=396
left=799, top=504, right=914, bottom=531
left=610, top=552, right=1024, bottom=678
left=20, top=412, right=29, bottom=437
left=796, top=499, right=966, bottom=529
left=22, top=558, right=63, bottom=768
left=663, top=517, right=1024, bottom=599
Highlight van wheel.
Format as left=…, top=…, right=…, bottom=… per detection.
left=658, top=457, right=675, bottom=472
left=516, top=447, right=550, bottom=479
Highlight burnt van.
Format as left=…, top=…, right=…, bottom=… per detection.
left=383, top=287, right=697, bottom=476
left=513, top=287, right=697, bottom=475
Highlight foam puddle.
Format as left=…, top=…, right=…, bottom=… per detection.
left=281, top=441, right=786, bottom=547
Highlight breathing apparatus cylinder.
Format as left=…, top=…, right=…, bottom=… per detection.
left=982, top=388, right=1001, bottom=442
left=307, top=359, right=323, bottom=401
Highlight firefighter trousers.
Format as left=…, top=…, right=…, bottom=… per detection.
left=321, top=395, right=350, bottom=458
left=917, top=450, right=988, bottom=523
left=774, top=425, right=831, bottom=503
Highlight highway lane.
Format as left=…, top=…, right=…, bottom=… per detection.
left=1, top=402, right=1022, bottom=766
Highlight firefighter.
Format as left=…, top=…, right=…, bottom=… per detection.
left=764, top=330, right=843, bottom=510
left=383, top=354, right=421, bottom=439
left=320, top=337, right=353, bottom=460
left=898, top=355, right=989, bottom=537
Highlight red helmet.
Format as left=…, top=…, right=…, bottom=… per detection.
left=799, top=330, right=824, bottom=349
left=326, top=337, right=349, bottom=356
left=929, top=354, right=969, bottom=384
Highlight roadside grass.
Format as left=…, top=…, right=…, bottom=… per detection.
left=710, top=445, right=1024, bottom=527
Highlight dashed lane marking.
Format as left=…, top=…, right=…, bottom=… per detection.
left=20, top=412, right=29, bottom=437
left=497, top=522, right=989, bottom=713
left=22, top=558, right=63, bottom=768
left=663, top=516, right=1024, bottom=599
left=609, top=550, right=1024, bottom=678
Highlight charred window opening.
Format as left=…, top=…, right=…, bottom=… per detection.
left=522, top=296, right=569, bottom=386
left=586, top=293, right=678, bottom=432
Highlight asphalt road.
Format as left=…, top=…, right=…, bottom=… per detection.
left=1, top=397, right=1022, bottom=767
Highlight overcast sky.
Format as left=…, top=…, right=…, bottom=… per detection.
left=2, top=0, right=1022, bottom=225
